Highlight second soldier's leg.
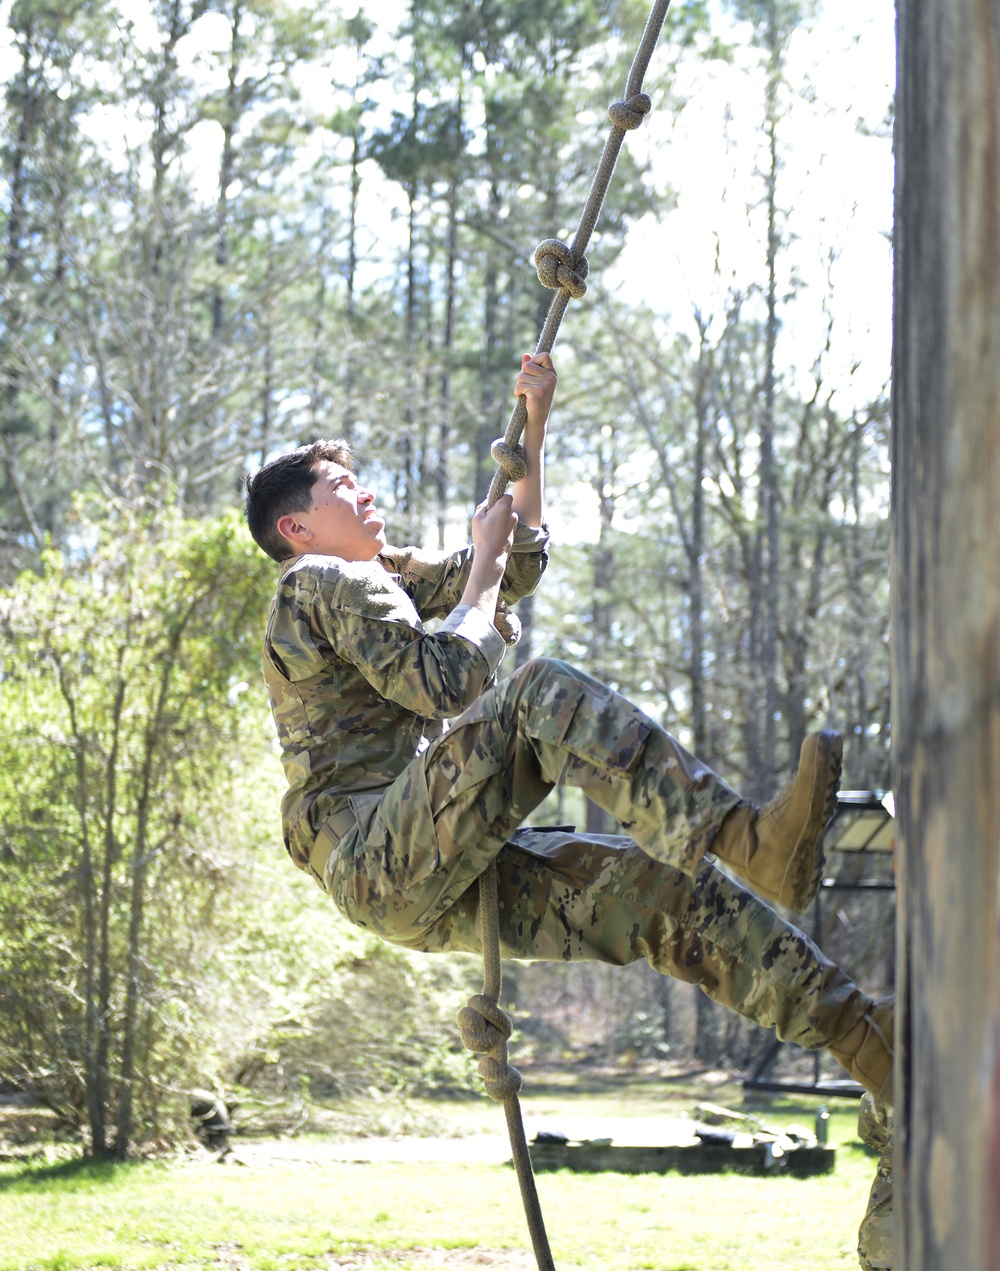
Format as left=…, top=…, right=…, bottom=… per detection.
left=483, top=656, right=839, bottom=906
left=857, top=1095, right=895, bottom=1269
left=401, top=828, right=892, bottom=1099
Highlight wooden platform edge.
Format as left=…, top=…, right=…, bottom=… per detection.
left=527, top=1141, right=836, bottom=1177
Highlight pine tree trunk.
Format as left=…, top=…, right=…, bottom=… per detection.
left=114, top=611, right=192, bottom=1158
left=92, top=674, right=127, bottom=1160
left=849, top=419, right=872, bottom=787
left=2, top=29, right=44, bottom=561
left=585, top=442, right=615, bottom=835
left=401, top=178, right=419, bottom=541
left=690, top=328, right=709, bottom=758
left=437, top=167, right=459, bottom=548
left=212, top=0, right=241, bottom=339
left=342, top=125, right=361, bottom=440
left=758, top=0, right=782, bottom=797
left=474, top=180, right=502, bottom=507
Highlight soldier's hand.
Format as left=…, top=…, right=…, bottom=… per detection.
left=515, top=352, right=557, bottom=428
left=471, top=493, right=517, bottom=563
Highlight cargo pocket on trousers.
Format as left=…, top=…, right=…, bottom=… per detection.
left=523, top=676, right=651, bottom=771
left=417, top=697, right=511, bottom=878
left=348, top=787, right=389, bottom=843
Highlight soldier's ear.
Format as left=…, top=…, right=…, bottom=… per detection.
left=277, top=513, right=312, bottom=547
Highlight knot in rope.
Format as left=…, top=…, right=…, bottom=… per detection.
left=493, top=599, right=521, bottom=646
left=533, top=238, right=590, bottom=299
left=490, top=437, right=528, bottom=484
left=607, top=92, right=652, bottom=130
left=457, top=993, right=512, bottom=1054
left=478, top=1055, right=523, bottom=1102
left=457, top=993, right=522, bottom=1102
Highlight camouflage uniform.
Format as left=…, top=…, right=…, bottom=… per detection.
left=857, top=1094, right=894, bottom=1268
left=263, top=525, right=875, bottom=1051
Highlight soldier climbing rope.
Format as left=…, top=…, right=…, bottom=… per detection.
left=455, top=3, right=673, bottom=1267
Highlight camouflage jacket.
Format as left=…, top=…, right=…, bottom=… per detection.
left=262, top=523, right=549, bottom=872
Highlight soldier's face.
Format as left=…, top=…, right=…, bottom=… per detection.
left=297, top=461, right=387, bottom=560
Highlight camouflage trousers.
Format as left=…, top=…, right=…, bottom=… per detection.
left=318, top=657, right=871, bottom=1049
left=857, top=1095, right=894, bottom=1268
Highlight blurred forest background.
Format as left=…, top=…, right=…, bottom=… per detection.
left=0, top=0, right=895, bottom=1160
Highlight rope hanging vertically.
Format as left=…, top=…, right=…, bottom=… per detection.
left=488, top=0, right=672, bottom=646
left=457, top=5, right=672, bottom=1269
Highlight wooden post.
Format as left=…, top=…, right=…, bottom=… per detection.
left=892, top=1, right=1000, bottom=1267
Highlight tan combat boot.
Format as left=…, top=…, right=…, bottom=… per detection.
left=710, top=729, right=843, bottom=911
left=829, top=997, right=894, bottom=1105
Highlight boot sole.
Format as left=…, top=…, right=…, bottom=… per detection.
left=778, top=729, right=843, bottom=910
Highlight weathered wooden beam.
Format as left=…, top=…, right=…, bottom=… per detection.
left=892, top=0, right=1000, bottom=1266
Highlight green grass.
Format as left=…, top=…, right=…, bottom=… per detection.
left=0, top=1091, right=875, bottom=1271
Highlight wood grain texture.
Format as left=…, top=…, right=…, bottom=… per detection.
left=892, top=0, right=1000, bottom=1266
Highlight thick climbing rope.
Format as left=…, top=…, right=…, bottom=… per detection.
left=486, top=0, right=672, bottom=648
left=455, top=4, right=672, bottom=1268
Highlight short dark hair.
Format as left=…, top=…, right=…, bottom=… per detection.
left=244, top=439, right=353, bottom=562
